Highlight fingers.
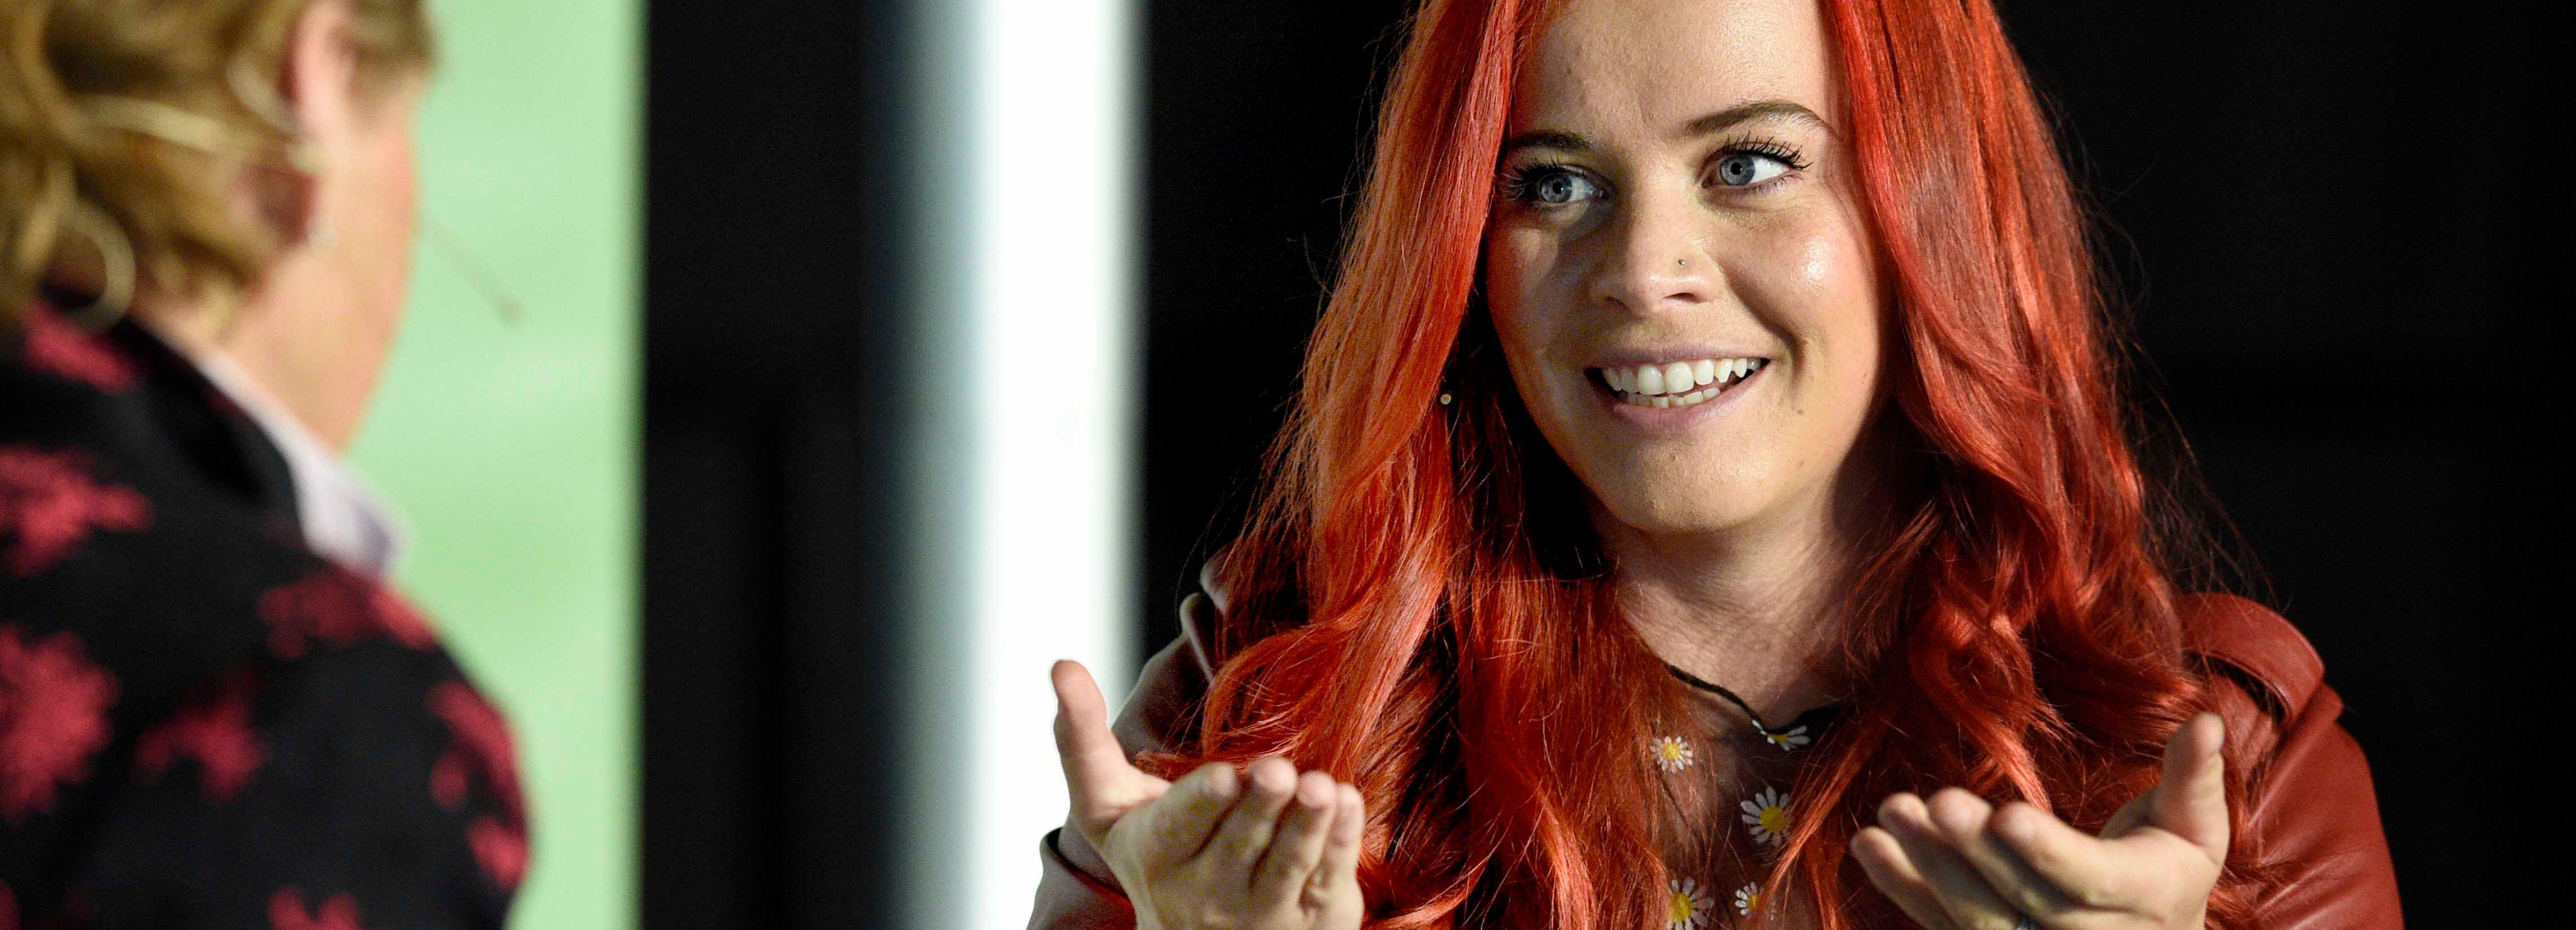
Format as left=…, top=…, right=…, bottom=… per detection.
left=1123, top=761, right=1241, bottom=868
left=2150, top=712, right=2230, bottom=860
left=1852, top=825, right=1961, bottom=930
left=1249, top=771, right=1340, bottom=903
left=1052, top=660, right=1134, bottom=826
left=1309, top=782, right=1365, bottom=900
left=1877, top=793, right=2023, bottom=930
left=1925, top=793, right=2059, bottom=914
left=1925, top=790, right=2077, bottom=921
left=1086, top=742, right=1369, bottom=918
left=1210, top=757, right=1301, bottom=868
left=1988, top=801, right=2132, bottom=910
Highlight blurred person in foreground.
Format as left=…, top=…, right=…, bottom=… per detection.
left=0, top=0, right=524, bottom=926
left=1034, top=0, right=2399, bottom=928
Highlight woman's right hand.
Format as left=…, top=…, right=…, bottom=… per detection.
left=1051, top=660, right=1367, bottom=930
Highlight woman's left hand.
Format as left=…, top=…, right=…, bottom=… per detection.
left=1850, top=712, right=2229, bottom=930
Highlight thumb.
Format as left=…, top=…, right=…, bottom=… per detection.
left=2151, top=711, right=2230, bottom=862
left=1053, top=660, right=1163, bottom=840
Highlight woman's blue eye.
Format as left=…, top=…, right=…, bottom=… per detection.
left=1514, top=167, right=1602, bottom=205
left=1714, top=152, right=1791, bottom=187
left=1535, top=171, right=1590, bottom=203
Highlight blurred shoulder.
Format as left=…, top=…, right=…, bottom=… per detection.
left=2, top=565, right=523, bottom=926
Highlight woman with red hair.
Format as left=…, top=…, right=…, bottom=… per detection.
left=1034, top=0, right=2399, bottom=927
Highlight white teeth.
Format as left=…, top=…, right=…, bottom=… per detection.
left=1595, top=356, right=1768, bottom=408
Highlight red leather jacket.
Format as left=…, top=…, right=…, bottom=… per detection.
left=1028, top=583, right=2403, bottom=929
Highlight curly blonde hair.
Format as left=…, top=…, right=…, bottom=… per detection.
left=0, top=0, right=432, bottom=326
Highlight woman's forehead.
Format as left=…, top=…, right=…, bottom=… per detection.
left=1512, top=0, right=1839, bottom=140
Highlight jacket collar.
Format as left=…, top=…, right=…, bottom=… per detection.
left=177, top=345, right=407, bottom=578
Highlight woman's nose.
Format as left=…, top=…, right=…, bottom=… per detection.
left=1587, top=199, right=1716, bottom=316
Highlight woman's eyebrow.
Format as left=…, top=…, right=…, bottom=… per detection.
left=1500, top=128, right=1594, bottom=155
left=1498, top=99, right=1831, bottom=159
left=1681, top=99, right=1829, bottom=137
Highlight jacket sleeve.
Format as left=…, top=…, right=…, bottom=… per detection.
left=2184, top=594, right=2405, bottom=930
left=1028, top=593, right=1220, bottom=930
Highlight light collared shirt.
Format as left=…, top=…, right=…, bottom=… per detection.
left=185, top=350, right=408, bottom=578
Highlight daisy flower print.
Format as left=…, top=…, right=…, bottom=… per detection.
left=1741, top=785, right=1791, bottom=848
left=1733, top=882, right=1764, bottom=917
left=1666, top=877, right=1716, bottom=930
left=1762, top=724, right=1811, bottom=751
left=1648, top=735, right=1696, bottom=772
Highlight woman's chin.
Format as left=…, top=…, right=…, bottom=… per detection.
left=1590, top=490, right=1781, bottom=544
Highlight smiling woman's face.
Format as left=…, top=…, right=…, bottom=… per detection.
left=1483, top=0, right=1883, bottom=543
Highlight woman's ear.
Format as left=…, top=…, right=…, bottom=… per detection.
left=278, top=0, right=359, bottom=136
left=242, top=0, right=360, bottom=248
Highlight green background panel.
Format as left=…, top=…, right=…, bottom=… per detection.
left=348, top=0, right=640, bottom=927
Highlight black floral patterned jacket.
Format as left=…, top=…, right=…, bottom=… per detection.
left=0, top=304, right=523, bottom=930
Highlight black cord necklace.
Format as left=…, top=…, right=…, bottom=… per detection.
left=1664, top=662, right=1803, bottom=743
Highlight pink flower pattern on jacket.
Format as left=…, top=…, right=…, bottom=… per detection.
left=135, top=670, right=266, bottom=802
left=0, top=448, right=149, bottom=576
left=467, top=818, right=528, bottom=891
left=1, top=305, right=523, bottom=927
left=14, top=311, right=138, bottom=392
left=256, top=567, right=436, bottom=658
left=0, top=625, right=117, bottom=822
left=268, top=888, right=369, bottom=930
left=429, top=681, right=528, bottom=890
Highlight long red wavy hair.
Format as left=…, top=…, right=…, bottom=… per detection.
left=1156, top=0, right=2259, bottom=927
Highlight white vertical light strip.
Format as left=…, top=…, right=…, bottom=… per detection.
left=958, top=0, right=1138, bottom=925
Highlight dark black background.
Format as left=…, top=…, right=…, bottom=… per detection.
left=645, top=0, right=2549, bottom=925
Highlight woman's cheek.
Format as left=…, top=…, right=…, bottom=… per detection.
left=1482, top=234, right=1560, bottom=386
left=1483, top=231, right=1552, bottom=322
left=1747, top=220, right=1882, bottom=466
